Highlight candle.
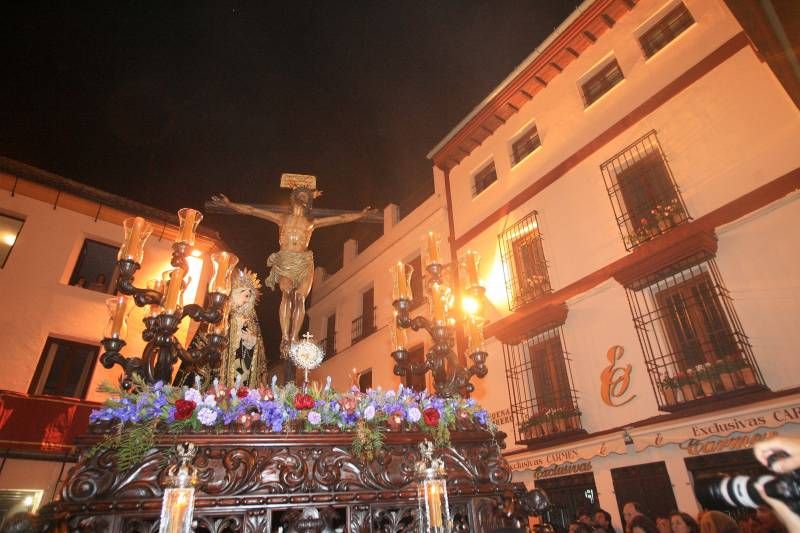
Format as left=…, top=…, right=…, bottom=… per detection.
left=170, top=490, right=189, bottom=533
left=389, top=311, right=407, bottom=351
left=423, top=231, right=441, bottom=266
left=177, top=208, right=203, bottom=246
left=430, top=283, right=446, bottom=324
left=427, top=481, right=443, bottom=528
left=463, top=250, right=480, bottom=288
left=466, top=316, right=484, bottom=353
left=209, top=251, right=239, bottom=295
left=118, top=216, right=153, bottom=264
left=163, top=268, right=186, bottom=314
left=392, top=261, right=413, bottom=301
left=104, top=295, right=133, bottom=340
left=147, top=278, right=165, bottom=317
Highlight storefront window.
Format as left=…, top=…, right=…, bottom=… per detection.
left=535, top=472, right=598, bottom=531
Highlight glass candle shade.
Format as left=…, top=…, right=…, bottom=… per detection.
left=391, top=262, right=413, bottom=301
left=159, top=487, right=195, bottom=533
left=417, top=476, right=450, bottom=533
left=460, top=250, right=481, bottom=289
left=421, top=231, right=442, bottom=267
left=118, top=217, right=153, bottom=264
left=389, top=312, right=408, bottom=351
left=104, top=295, right=134, bottom=340
left=147, top=278, right=166, bottom=317
left=209, top=300, right=231, bottom=336
left=163, top=268, right=187, bottom=314
left=465, top=316, right=485, bottom=354
left=429, top=283, right=448, bottom=324
left=209, top=251, right=239, bottom=295
left=176, top=208, right=203, bottom=246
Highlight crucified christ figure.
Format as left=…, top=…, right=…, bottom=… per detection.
left=208, top=181, right=373, bottom=357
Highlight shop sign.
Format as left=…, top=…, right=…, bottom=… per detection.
left=689, top=405, right=800, bottom=438
left=490, top=408, right=513, bottom=427
left=532, top=461, right=593, bottom=480
left=509, top=448, right=580, bottom=471
left=600, top=346, right=635, bottom=407
left=681, top=431, right=779, bottom=456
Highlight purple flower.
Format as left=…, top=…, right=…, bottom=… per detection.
left=197, top=407, right=218, bottom=426
left=307, top=411, right=322, bottom=425
left=364, top=405, right=376, bottom=421
left=475, top=410, right=488, bottom=425
left=247, top=389, right=262, bottom=402
left=407, top=407, right=422, bottom=423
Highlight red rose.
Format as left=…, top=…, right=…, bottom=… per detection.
left=174, top=400, right=196, bottom=421
left=423, top=407, right=440, bottom=426
left=236, top=386, right=249, bottom=399
left=294, top=394, right=314, bottom=410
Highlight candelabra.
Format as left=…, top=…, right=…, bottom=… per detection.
left=100, top=209, right=238, bottom=389
left=390, top=232, right=488, bottom=398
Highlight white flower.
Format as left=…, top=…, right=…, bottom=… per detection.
left=203, top=394, right=217, bottom=407
left=184, top=388, right=202, bottom=404
left=364, top=405, right=376, bottom=421
left=407, top=407, right=422, bottom=423
left=197, top=407, right=218, bottom=426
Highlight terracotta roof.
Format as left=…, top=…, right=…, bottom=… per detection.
left=428, top=0, right=638, bottom=171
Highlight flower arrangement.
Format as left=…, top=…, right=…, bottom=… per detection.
left=89, top=377, right=494, bottom=469
left=519, top=406, right=581, bottom=439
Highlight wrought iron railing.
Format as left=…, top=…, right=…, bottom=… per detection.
left=351, top=307, right=377, bottom=345
left=320, top=333, right=336, bottom=360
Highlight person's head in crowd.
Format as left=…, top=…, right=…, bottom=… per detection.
left=699, top=510, right=739, bottom=533
left=576, top=510, right=592, bottom=525
left=568, top=521, right=592, bottom=533
left=656, top=515, right=672, bottom=533
left=629, top=514, right=660, bottom=533
left=75, top=276, right=87, bottom=287
left=594, top=509, right=613, bottom=530
left=624, top=502, right=646, bottom=527
left=670, top=511, right=700, bottom=533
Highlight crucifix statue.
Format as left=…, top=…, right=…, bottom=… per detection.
left=207, top=174, right=378, bottom=358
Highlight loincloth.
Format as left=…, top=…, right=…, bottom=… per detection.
left=265, top=250, right=314, bottom=290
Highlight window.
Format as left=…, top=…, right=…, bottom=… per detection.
left=351, top=287, right=376, bottom=344
left=503, top=323, right=582, bottom=444
left=511, top=124, right=542, bottom=165
left=0, top=213, right=24, bottom=268
left=581, top=58, right=624, bottom=106
left=409, top=255, right=426, bottom=310
left=404, top=344, right=427, bottom=392
left=0, top=489, right=42, bottom=523
left=639, top=3, right=694, bottom=58
left=69, top=239, right=120, bottom=293
left=472, top=161, right=497, bottom=197
left=624, top=253, right=765, bottom=411
left=29, top=337, right=99, bottom=398
left=322, top=313, right=336, bottom=359
left=358, top=369, right=372, bottom=392
left=499, top=211, right=551, bottom=311
left=536, top=473, right=598, bottom=532
left=611, top=462, right=677, bottom=530
left=601, top=130, right=689, bottom=250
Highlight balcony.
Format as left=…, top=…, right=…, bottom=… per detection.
left=320, top=333, right=337, bottom=360
left=351, top=307, right=377, bottom=346
left=498, top=211, right=552, bottom=312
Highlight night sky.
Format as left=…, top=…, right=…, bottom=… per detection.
left=1, top=1, right=578, bottom=361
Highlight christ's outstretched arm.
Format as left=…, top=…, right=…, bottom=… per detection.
left=209, top=194, right=284, bottom=225
left=315, top=206, right=374, bottom=228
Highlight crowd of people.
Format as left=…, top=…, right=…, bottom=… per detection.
left=561, top=501, right=787, bottom=533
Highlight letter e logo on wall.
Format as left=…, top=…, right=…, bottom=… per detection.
left=600, top=345, right=636, bottom=407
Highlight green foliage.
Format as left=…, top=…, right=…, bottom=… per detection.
left=87, top=420, right=158, bottom=471
left=423, top=421, right=451, bottom=449
left=352, top=420, right=384, bottom=462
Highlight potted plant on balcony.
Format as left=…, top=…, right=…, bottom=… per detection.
left=715, top=358, right=736, bottom=391
left=676, top=370, right=696, bottom=402
left=727, top=355, right=758, bottom=386
left=552, top=408, right=568, bottom=433
left=695, top=363, right=715, bottom=397
left=659, top=373, right=678, bottom=406
left=563, top=407, right=582, bottom=431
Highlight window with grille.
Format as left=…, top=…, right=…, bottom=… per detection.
left=503, top=324, right=582, bottom=445
left=472, top=161, right=497, bottom=197
left=404, top=344, right=427, bottom=392
left=29, top=337, right=99, bottom=398
left=611, top=462, right=678, bottom=531
left=624, top=253, right=765, bottom=411
left=639, top=3, right=694, bottom=58
left=511, top=125, right=541, bottom=165
left=322, top=313, right=336, bottom=359
left=601, top=130, right=689, bottom=250
left=581, top=58, right=624, bottom=106
left=0, top=213, right=24, bottom=268
left=69, top=239, right=120, bottom=293
left=499, top=211, right=551, bottom=311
